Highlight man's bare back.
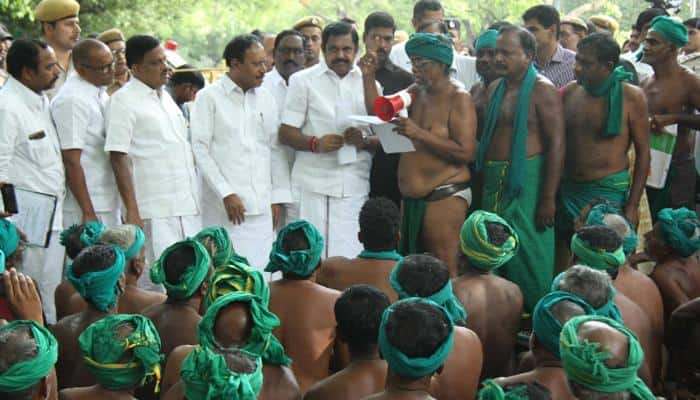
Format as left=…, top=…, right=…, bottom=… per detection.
left=615, top=292, right=657, bottom=387
left=651, top=256, right=700, bottom=318
left=494, top=367, right=575, bottom=400
left=58, top=385, right=136, bottom=400
left=303, top=360, right=387, bottom=400
left=142, top=302, right=201, bottom=359
left=52, top=309, right=108, bottom=389
left=118, top=286, right=166, bottom=314
left=432, top=326, right=483, bottom=400
left=318, top=257, right=398, bottom=302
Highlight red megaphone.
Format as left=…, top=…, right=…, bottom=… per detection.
left=373, top=90, right=415, bottom=122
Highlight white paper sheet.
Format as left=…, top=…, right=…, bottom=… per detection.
left=348, top=115, right=416, bottom=154
left=9, top=188, right=57, bottom=247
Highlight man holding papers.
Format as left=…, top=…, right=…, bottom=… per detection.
left=0, top=39, right=66, bottom=323
left=279, top=21, right=380, bottom=258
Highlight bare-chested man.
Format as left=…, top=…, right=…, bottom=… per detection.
left=470, top=24, right=510, bottom=120
left=59, top=314, right=162, bottom=400
left=557, top=33, right=650, bottom=271
left=304, top=285, right=391, bottom=400
left=452, top=210, right=523, bottom=378
left=362, top=298, right=453, bottom=400
left=391, top=254, right=482, bottom=399
left=362, top=32, right=475, bottom=277
left=141, top=239, right=212, bottom=359
left=642, top=16, right=700, bottom=219
left=318, top=197, right=401, bottom=302
left=475, top=25, right=565, bottom=313
left=265, top=220, right=344, bottom=393
left=491, top=291, right=596, bottom=400
left=161, top=292, right=299, bottom=400
left=646, top=207, right=700, bottom=319
left=52, top=244, right=126, bottom=389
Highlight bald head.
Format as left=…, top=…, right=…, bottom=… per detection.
left=551, top=299, right=587, bottom=325
left=72, top=38, right=113, bottom=87
left=577, top=320, right=630, bottom=368
left=72, top=38, right=109, bottom=66
left=214, top=302, right=252, bottom=348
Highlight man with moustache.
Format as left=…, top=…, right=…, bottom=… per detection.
left=97, top=28, right=129, bottom=94
left=191, top=34, right=291, bottom=271
left=0, top=39, right=65, bottom=323
left=34, top=0, right=81, bottom=98
left=294, top=16, right=324, bottom=68
left=262, top=29, right=307, bottom=121
left=279, top=21, right=379, bottom=258
left=105, top=35, right=201, bottom=290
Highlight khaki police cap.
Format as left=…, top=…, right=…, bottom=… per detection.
left=293, top=16, right=324, bottom=31
left=34, top=0, right=80, bottom=22
left=98, top=28, right=125, bottom=44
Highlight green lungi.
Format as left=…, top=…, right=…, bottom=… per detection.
left=399, top=198, right=428, bottom=255
left=482, top=155, right=554, bottom=313
left=555, top=169, right=630, bottom=237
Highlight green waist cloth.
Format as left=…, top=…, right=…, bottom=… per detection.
left=481, top=155, right=554, bottom=313
left=399, top=198, right=427, bottom=256
left=556, top=169, right=630, bottom=235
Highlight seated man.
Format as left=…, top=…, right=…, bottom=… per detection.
left=452, top=210, right=523, bottom=378
left=193, top=226, right=250, bottom=268
left=0, top=218, right=36, bottom=322
left=477, top=380, right=553, bottom=400
left=391, top=254, right=482, bottom=400
left=559, top=315, right=655, bottom=400
left=646, top=208, right=700, bottom=318
left=363, top=298, right=454, bottom=400
left=98, top=224, right=166, bottom=314
left=318, top=197, right=402, bottom=302
left=162, top=292, right=299, bottom=400
left=0, top=320, right=59, bottom=399
left=304, top=285, right=391, bottom=400
left=164, top=346, right=263, bottom=400
left=142, top=239, right=212, bottom=358
left=490, top=291, right=595, bottom=400
left=59, top=314, right=163, bottom=400
left=203, top=259, right=270, bottom=310
left=53, top=244, right=126, bottom=389
left=266, top=220, right=344, bottom=392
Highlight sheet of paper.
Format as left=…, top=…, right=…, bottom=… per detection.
left=647, top=124, right=678, bottom=189
left=337, top=145, right=358, bottom=164
left=9, top=188, right=57, bottom=247
left=372, top=123, right=416, bottom=153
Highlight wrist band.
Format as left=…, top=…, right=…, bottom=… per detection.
left=309, top=136, right=318, bottom=153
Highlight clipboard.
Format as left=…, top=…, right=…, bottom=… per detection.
left=8, top=188, right=58, bottom=248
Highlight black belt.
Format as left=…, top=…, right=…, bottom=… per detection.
left=424, top=182, right=471, bottom=202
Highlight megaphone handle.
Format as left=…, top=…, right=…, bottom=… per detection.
left=398, top=108, right=408, bottom=118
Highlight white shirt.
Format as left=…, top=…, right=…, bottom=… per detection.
left=389, top=41, right=478, bottom=89
left=45, top=58, right=73, bottom=100
left=51, top=73, right=119, bottom=213
left=191, top=74, right=291, bottom=216
left=0, top=77, right=65, bottom=229
left=282, top=62, right=378, bottom=198
left=262, top=67, right=289, bottom=121
left=621, top=50, right=654, bottom=81
left=105, top=78, right=199, bottom=220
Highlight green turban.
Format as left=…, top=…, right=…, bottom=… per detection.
left=181, top=346, right=263, bottom=400
left=559, top=315, right=654, bottom=400
left=550, top=271, right=623, bottom=323
left=477, top=380, right=530, bottom=400
left=205, top=261, right=271, bottom=309
left=150, top=239, right=212, bottom=300
left=585, top=204, right=638, bottom=256
left=199, top=292, right=291, bottom=366
left=99, top=224, right=145, bottom=260
left=66, top=246, right=126, bottom=312
left=60, top=221, right=106, bottom=248
left=265, top=220, right=323, bottom=278
left=532, top=291, right=595, bottom=358
left=378, top=298, right=454, bottom=379
left=657, top=207, right=700, bottom=257
left=390, top=258, right=467, bottom=324
left=194, top=226, right=234, bottom=267
left=570, top=233, right=626, bottom=271
left=79, top=314, right=163, bottom=392
left=475, top=29, right=498, bottom=51
left=0, top=320, right=58, bottom=393
left=0, top=219, right=19, bottom=272
left=650, top=16, right=689, bottom=48
left=460, top=210, right=519, bottom=271
left=405, top=32, right=454, bottom=66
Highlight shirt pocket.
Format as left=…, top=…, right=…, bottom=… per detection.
left=22, top=132, right=57, bottom=169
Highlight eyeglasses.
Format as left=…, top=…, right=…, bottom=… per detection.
left=81, top=59, right=116, bottom=74
left=111, top=48, right=126, bottom=56
left=411, top=58, right=437, bottom=71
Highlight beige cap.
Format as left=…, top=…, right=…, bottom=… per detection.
left=561, top=16, right=589, bottom=32
left=293, top=16, right=324, bottom=31
left=97, top=28, right=125, bottom=44
left=589, top=15, right=620, bottom=35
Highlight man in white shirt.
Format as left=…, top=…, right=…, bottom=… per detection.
left=105, top=35, right=201, bottom=290
left=279, top=21, right=380, bottom=259
left=0, top=39, right=65, bottom=323
left=191, top=34, right=291, bottom=271
left=51, top=39, right=120, bottom=228
left=262, top=29, right=306, bottom=120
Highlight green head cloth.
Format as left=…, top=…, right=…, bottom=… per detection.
left=99, top=224, right=145, bottom=260
left=405, top=32, right=454, bottom=66
left=570, top=233, right=626, bottom=271
left=581, top=66, right=633, bottom=137
left=657, top=207, right=700, bottom=257
left=265, top=220, right=323, bottom=278
left=181, top=346, right=263, bottom=400
left=79, top=314, right=163, bottom=392
left=650, top=15, right=689, bottom=48
left=559, top=315, right=654, bottom=400
left=475, top=29, right=499, bottom=51
left=199, top=292, right=291, bottom=366
left=390, top=258, right=467, bottom=324
left=0, top=320, right=58, bottom=393
left=379, top=297, right=454, bottom=379
left=205, top=261, right=271, bottom=309
left=194, top=226, right=234, bottom=267
left=60, top=221, right=106, bottom=249
left=66, top=246, right=126, bottom=312
left=550, top=271, right=623, bottom=323
left=460, top=210, right=519, bottom=271
left=0, top=219, right=19, bottom=272
left=585, top=204, right=638, bottom=256
left=150, top=239, right=212, bottom=300
left=477, top=380, right=530, bottom=400
left=532, top=291, right=595, bottom=358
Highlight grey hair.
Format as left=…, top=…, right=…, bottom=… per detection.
left=557, top=265, right=612, bottom=309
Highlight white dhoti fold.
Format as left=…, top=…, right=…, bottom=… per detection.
left=21, top=232, right=65, bottom=324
